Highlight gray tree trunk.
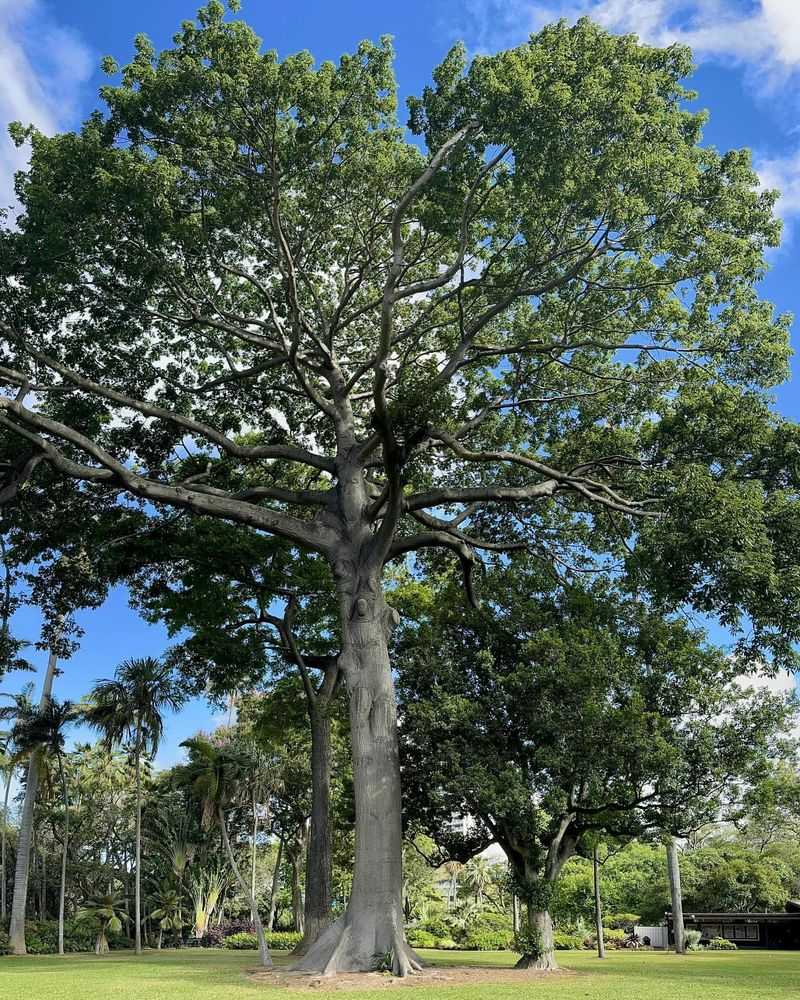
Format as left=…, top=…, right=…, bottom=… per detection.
left=515, top=905, right=557, bottom=970
left=134, top=726, right=142, bottom=954
left=666, top=838, right=685, bottom=954
left=290, top=833, right=306, bottom=936
left=292, top=707, right=332, bottom=956
left=250, top=792, right=259, bottom=924
left=593, top=845, right=605, bottom=960
left=292, top=584, right=420, bottom=976
left=9, top=647, right=57, bottom=954
left=1, top=765, right=10, bottom=920
left=57, top=755, right=69, bottom=956
left=268, top=838, right=282, bottom=931
left=218, top=806, right=272, bottom=968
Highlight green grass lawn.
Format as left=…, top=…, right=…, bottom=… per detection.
left=0, top=948, right=798, bottom=1000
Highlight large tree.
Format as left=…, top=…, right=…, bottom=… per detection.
left=1, top=3, right=797, bottom=973
left=397, top=568, right=797, bottom=969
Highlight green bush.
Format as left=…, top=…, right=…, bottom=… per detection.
left=406, top=929, right=437, bottom=949
left=0, top=919, right=128, bottom=955
left=583, top=927, right=627, bottom=950
left=223, top=932, right=258, bottom=950
left=553, top=931, right=585, bottom=950
left=603, top=913, right=641, bottom=930
left=222, top=930, right=301, bottom=951
left=707, top=936, right=737, bottom=951
left=418, top=918, right=453, bottom=939
left=264, top=930, right=302, bottom=951
left=460, top=928, right=514, bottom=951
left=434, top=937, right=459, bottom=950
left=684, top=929, right=703, bottom=951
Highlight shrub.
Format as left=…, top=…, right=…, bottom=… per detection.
left=223, top=931, right=258, bottom=950
left=0, top=920, right=129, bottom=955
left=460, top=928, right=514, bottom=951
left=265, top=931, right=302, bottom=951
left=707, top=936, right=737, bottom=951
left=583, top=928, right=627, bottom=950
left=419, top=918, right=453, bottom=939
left=434, top=937, right=459, bottom=950
left=406, top=929, right=437, bottom=949
left=553, top=931, right=585, bottom=950
left=684, top=929, right=703, bottom=951
left=221, top=930, right=302, bottom=951
left=603, top=913, right=641, bottom=930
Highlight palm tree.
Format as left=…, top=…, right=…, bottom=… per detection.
left=147, top=881, right=187, bottom=949
left=179, top=736, right=272, bottom=967
left=85, top=656, right=183, bottom=954
left=0, top=650, right=58, bottom=956
left=0, top=720, right=22, bottom=921
left=462, top=857, right=493, bottom=907
left=8, top=698, right=80, bottom=954
left=75, top=892, right=130, bottom=954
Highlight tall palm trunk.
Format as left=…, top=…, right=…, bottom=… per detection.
left=1, top=763, right=12, bottom=920
left=666, top=838, right=685, bottom=954
left=250, top=790, right=260, bottom=923
left=268, top=839, right=283, bottom=931
left=218, top=805, right=272, bottom=968
left=134, top=722, right=143, bottom=954
left=9, top=647, right=57, bottom=954
left=57, top=755, right=69, bottom=956
left=593, top=845, right=605, bottom=960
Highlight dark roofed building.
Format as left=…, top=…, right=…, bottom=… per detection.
left=666, top=910, right=800, bottom=949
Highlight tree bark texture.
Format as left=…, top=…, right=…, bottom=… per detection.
left=593, top=845, right=605, bottom=960
left=292, top=580, right=420, bottom=976
left=291, top=707, right=333, bottom=956
left=515, top=906, right=557, bottom=971
left=667, top=838, right=685, bottom=954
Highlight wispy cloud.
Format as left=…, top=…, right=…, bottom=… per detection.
left=458, top=2, right=800, bottom=79
left=456, top=3, right=800, bottom=227
left=0, top=0, right=93, bottom=213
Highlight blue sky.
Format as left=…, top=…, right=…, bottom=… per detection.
left=1, top=1, right=799, bottom=763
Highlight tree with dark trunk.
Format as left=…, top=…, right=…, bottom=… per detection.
left=112, top=520, right=342, bottom=954
left=398, top=568, right=797, bottom=971
left=2, top=3, right=798, bottom=974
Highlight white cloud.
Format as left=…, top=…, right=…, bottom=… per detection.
left=457, top=3, right=800, bottom=225
left=0, top=0, right=93, bottom=214
left=755, top=147, right=800, bottom=222
left=460, top=1, right=800, bottom=78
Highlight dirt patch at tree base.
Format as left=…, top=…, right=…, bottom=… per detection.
left=247, top=964, right=575, bottom=991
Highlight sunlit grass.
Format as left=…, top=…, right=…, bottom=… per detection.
left=1, top=947, right=798, bottom=999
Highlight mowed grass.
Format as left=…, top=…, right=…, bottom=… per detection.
left=0, top=947, right=798, bottom=1000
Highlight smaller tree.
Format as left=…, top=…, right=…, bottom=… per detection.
left=9, top=698, right=79, bottom=954
left=75, top=891, right=130, bottom=954
left=85, top=656, right=184, bottom=954
left=180, top=735, right=273, bottom=967
left=399, top=568, right=797, bottom=970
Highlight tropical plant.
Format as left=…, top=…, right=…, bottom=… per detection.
left=147, top=881, right=187, bottom=949
left=188, top=866, right=228, bottom=941
left=9, top=697, right=80, bottom=954
left=85, top=656, right=183, bottom=954
left=180, top=735, right=272, bottom=967
left=75, top=892, right=130, bottom=954
left=0, top=650, right=58, bottom=954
